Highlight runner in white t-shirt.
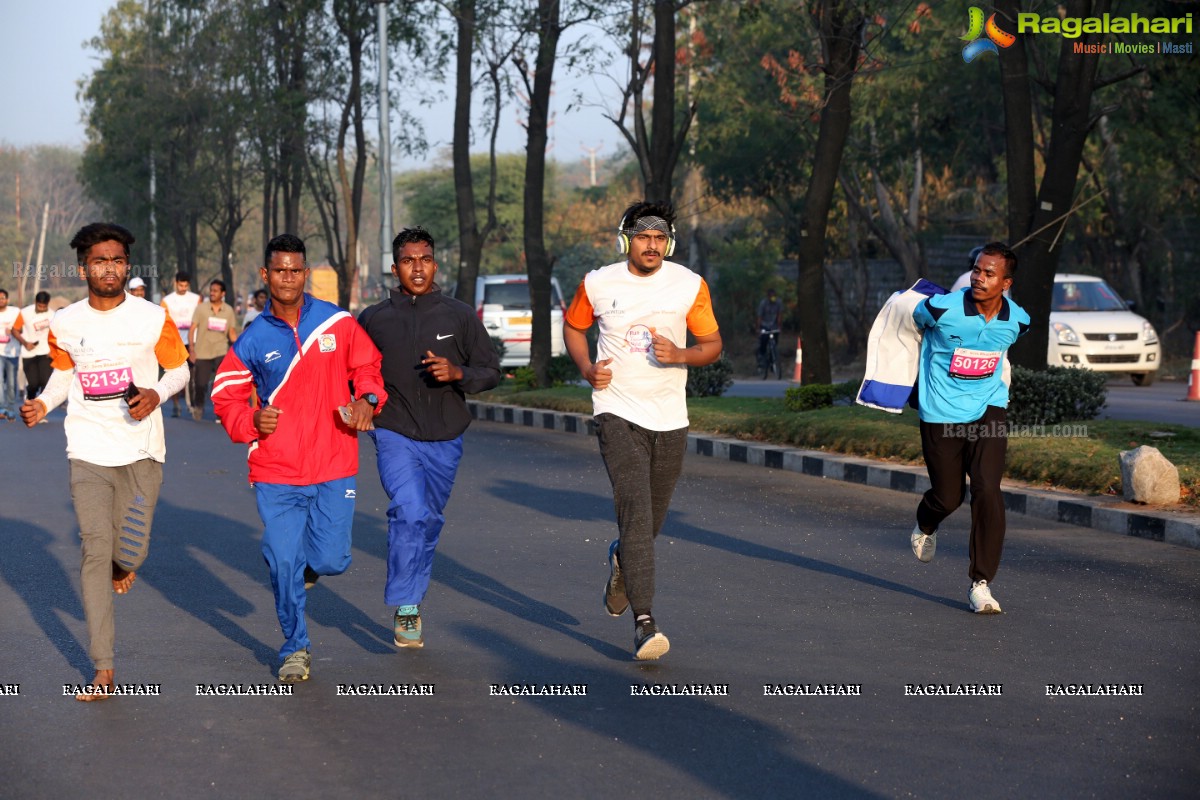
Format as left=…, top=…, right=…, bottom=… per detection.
left=20, top=222, right=189, bottom=701
left=0, top=288, right=19, bottom=419
left=160, top=272, right=201, bottom=418
left=11, top=291, right=55, bottom=403
left=564, top=201, right=722, bottom=660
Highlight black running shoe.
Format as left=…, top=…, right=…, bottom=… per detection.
left=604, top=539, right=628, bottom=617
left=634, top=615, right=670, bottom=660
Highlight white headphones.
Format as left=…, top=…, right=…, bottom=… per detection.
left=616, top=210, right=676, bottom=257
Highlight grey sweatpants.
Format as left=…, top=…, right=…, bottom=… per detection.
left=594, top=413, right=688, bottom=616
left=69, top=459, right=162, bottom=671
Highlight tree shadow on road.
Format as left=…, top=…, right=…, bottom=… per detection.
left=452, top=622, right=883, bottom=799
left=485, top=479, right=961, bottom=611
left=0, top=516, right=91, bottom=680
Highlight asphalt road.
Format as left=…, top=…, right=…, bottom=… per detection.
left=1, top=411, right=1197, bottom=798
left=728, top=376, right=1200, bottom=427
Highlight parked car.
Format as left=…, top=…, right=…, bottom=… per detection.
left=1047, top=273, right=1160, bottom=386
left=475, top=274, right=568, bottom=367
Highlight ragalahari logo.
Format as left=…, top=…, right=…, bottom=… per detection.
left=962, top=7, right=1016, bottom=62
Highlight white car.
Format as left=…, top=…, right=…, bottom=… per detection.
left=475, top=274, right=568, bottom=367
left=1047, top=274, right=1160, bottom=386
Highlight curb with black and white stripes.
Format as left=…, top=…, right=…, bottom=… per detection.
left=468, top=400, right=1200, bottom=551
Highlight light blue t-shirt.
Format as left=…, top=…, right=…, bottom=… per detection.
left=912, top=288, right=1030, bottom=423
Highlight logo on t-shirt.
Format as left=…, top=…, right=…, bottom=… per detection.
left=319, top=334, right=337, bottom=353
left=625, top=325, right=652, bottom=353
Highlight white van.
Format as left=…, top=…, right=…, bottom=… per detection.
left=1047, top=274, right=1160, bottom=386
left=475, top=274, right=568, bottom=367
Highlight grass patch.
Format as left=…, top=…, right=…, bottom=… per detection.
left=475, top=385, right=1199, bottom=504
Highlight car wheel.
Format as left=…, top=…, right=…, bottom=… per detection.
left=1131, top=372, right=1155, bottom=387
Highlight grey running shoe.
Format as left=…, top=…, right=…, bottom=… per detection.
left=969, top=580, right=1002, bottom=614
left=911, top=525, right=936, bottom=563
left=278, top=648, right=311, bottom=683
left=633, top=616, right=669, bottom=661
left=604, top=539, right=628, bottom=617
left=394, top=605, right=424, bottom=648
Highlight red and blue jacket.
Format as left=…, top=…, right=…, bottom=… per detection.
left=212, top=293, right=386, bottom=486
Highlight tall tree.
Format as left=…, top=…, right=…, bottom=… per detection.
left=446, top=0, right=524, bottom=306
left=997, top=0, right=1140, bottom=369
left=606, top=0, right=698, bottom=203
left=514, top=0, right=600, bottom=385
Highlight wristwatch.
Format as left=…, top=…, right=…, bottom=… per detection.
left=361, top=393, right=379, bottom=409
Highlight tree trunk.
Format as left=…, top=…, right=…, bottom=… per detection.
left=794, top=0, right=863, bottom=385
left=522, top=0, right=562, bottom=387
left=452, top=0, right=483, bottom=307
left=1005, top=0, right=1108, bottom=370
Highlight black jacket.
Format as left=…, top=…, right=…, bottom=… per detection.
left=358, top=287, right=500, bottom=441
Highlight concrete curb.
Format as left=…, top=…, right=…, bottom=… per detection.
left=468, top=400, right=1200, bottom=551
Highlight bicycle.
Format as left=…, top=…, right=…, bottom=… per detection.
left=758, top=329, right=781, bottom=380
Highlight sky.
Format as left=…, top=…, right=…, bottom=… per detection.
left=0, top=0, right=624, bottom=169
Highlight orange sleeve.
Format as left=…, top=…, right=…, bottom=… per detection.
left=564, top=280, right=595, bottom=330
left=686, top=279, right=719, bottom=337
left=156, top=312, right=189, bottom=368
left=48, top=330, right=75, bottom=370
left=12, top=311, right=24, bottom=332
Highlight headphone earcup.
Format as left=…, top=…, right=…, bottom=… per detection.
left=616, top=233, right=629, bottom=255
left=665, top=236, right=675, bottom=258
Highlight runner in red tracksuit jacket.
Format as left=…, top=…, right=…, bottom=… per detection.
left=212, top=234, right=386, bottom=684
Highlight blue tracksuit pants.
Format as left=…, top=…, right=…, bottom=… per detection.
left=370, top=429, right=462, bottom=607
left=255, top=477, right=355, bottom=660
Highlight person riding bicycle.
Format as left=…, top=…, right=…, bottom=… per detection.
left=756, top=288, right=783, bottom=369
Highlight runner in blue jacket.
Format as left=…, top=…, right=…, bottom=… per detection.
left=358, top=227, right=500, bottom=648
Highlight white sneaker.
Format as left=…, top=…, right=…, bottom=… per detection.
left=911, top=525, right=936, bottom=563
left=969, top=580, right=1002, bottom=614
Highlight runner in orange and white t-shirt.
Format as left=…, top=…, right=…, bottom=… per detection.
left=563, top=200, right=722, bottom=661
left=11, top=291, right=55, bottom=403
left=21, top=222, right=189, bottom=701
left=160, top=271, right=201, bottom=417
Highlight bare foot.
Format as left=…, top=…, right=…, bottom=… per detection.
left=112, top=564, right=136, bottom=594
left=76, top=669, right=115, bottom=702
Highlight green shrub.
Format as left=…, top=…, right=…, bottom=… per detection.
left=1008, top=365, right=1107, bottom=425
left=686, top=355, right=734, bottom=397
left=547, top=354, right=579, bottom=387
left=510, top=366, right=538, bottom=391
left=785, top=380, right=858, bottom=412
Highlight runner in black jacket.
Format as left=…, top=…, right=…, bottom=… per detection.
left=358, top=227, right=501, bottom=649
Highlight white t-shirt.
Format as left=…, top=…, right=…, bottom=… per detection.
left=14, top=305, right=54, bottom=357
left=565, top=261, right=719, bottom=431
left=0, top=306, right=19, bottom=358
left=48, top=297, right=189, bottom=466
left=161, top=290, right=201, bottom=341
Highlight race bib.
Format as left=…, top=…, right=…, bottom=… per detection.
left=34, top=319, right=50, bottom=332
left=207, top=316, right=228, bottom=333
left=177, top=321, right=192, bottom=331
left=79, top=361, right=133, bottom=401
left=949, top=348, right=1000, bottom=380
left=0, top=326, right=9, bottom=343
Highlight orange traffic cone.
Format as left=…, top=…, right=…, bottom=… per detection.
left=792, top=338, right=803, bottom=383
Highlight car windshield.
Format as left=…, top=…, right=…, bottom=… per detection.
left=483, top=281, right=563, bottom=309
left=1052, top=280, right=1127, bottom=312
